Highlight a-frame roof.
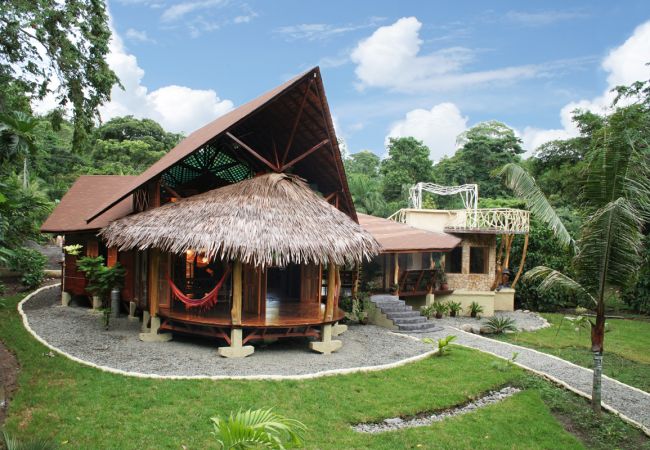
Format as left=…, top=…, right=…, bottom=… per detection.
left=87, top=67, right=356, bottom=224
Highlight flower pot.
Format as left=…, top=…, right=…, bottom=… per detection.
left=440, top=282, right=449, bottom=290
left=92, top=295, right=102, bottom=310
left=450, top=311, right=457, bottom=318
left=435, top=312, right=443, bottom=319
left=470, top=312, right=477, bottom=318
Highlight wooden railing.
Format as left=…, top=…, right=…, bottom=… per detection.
left=388, top=208, right=529, bottom=234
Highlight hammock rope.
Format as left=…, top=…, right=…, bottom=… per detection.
left=168, top=266, right=231, bottom=311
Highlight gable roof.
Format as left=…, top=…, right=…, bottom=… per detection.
left=86, top=66, right=356, bottom=224
left=357, top=213, right=461, bottom=253
left=41, top=176, right=136, bottom=233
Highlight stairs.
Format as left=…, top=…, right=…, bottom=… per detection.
left=369, top=294, right=442, bottom=333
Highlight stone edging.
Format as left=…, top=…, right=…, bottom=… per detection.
left=17, top=284, right=436, bottom=381
left=448, top=327, right=650, bottom=437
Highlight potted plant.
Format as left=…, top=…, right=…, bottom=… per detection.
left=421, top=304, right=434, bottom=319
left=365, top=279, right=382, bottom=294
left=76, top=256, right=126, bottom=328
left=437, top=270, right=449, bottom=290
left=469, top=301, right=484, bottom=319
left=389, top=282, right=399, bottom=295
left=447, top=301, right=462, bottom=317
left=432, top=301, right=448, bottom=319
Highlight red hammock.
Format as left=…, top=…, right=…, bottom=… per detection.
left=168, top=266, right=231, bottom=311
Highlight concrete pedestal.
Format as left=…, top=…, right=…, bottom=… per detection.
left=61, top=291, right=71, bottom=307
left=91, top=295, right=102, bottom=312
left=128, top=301, right=138, bottom=321
left=331, top=322, right=348, bottom=336
left=218, top=328, right=254, bottom=358
left=141, top=311, right=150, bottom=333
left=139, top=316, right=172, bottom=342
left=309, top=324, right=342, bottom=355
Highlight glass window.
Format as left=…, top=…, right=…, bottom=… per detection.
left=470, top=247, right=489, bottom=274
left=445, top=247, right=462, bottom=273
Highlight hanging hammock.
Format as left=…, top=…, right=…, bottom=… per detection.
left=168, top=266, right=231, bottom=311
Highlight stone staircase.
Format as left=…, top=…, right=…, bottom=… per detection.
left=369, top=294, right=442, bottom=333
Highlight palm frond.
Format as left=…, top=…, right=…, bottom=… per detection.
left=211, top=408, right=307, bottom=450
left=498, top=163, right=574, bottom=250
left=523, top=266, right=594, bottom=304
left=574, top=197, right=644, bottom=298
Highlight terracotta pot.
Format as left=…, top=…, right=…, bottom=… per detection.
left=435, top=312, right=443, bottom=319
left=440, top=282, right=449, bottom=290
left=450, top=311, right=457, bottom=317
left=470, top=311, right=477, bottom=318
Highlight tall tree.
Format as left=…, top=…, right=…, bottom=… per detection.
left=0, top=0, right=119, bottom=150
left=381, top=137, right=433, bottom=203
left=499, top=94, right=650, bottom=412
left=345, top=150, right=380, bottom=177
left=433, top=121, right=524, bottom=201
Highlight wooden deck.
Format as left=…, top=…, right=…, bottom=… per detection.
left=161, top=301, right=345, bottom=328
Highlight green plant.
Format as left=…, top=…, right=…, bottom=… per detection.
left=76, top=256, right=126, bottom=308
left=2, top=431, right=58, bottom=449
left=9, top=247, right=46, bottom=288
left=339, top=295, right=353, bottom=313
left=484, top=316, right=518, bottom=334
left=365, top=278, right=382, bottom=293
left=210, top=408, right=306, bottom=450
left=446, top=301, right=462, bottom=317
left=350, top=297, right=369, bottom=324
left=432, top=301, right=448, bottom=319
left=422, top=334, right=457, bottom=356
left=389, top=282, right=399, bottom=294
left=491, top=352, right=519, bottom=371
left=421, top=304, right=434, bottom=319
left=469, top=301, right=484, bottom=318
left=63, top=244, right=83, bottom=256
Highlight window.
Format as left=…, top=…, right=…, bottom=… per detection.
left=470, top=247, right=489, bottom=274
left=445, top=247, right=462, bottom=273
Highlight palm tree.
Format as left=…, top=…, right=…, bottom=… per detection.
left=498, top=118, right=650, bottom=413
left=211, top=408, right=307, bottom=449
left=0, top=111, right=39, bottom=188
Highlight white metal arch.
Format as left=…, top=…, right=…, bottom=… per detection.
left=408, top=182, right=478, bottom=212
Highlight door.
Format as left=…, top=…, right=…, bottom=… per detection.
left=300, top=264, right=321, bottom=303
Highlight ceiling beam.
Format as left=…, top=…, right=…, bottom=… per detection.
left=280, top=139, right=329, bottom=172
left=225, top=132, right=279, bottom=172
left=282, top=78, right=314, bottom=166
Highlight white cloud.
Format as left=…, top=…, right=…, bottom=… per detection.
left=161, top=0, right=225, bottom=22
left=505, top=10, right=588, bottom=27
left=386, top=102, right=468, bottom=161
left=521, top=20, right=650, bottom=153
left=274, top=18, right=384, bottom=42
left=351, top=17, right=539, bottom=93
left=99, top=28, right=234, bottom=134
left=125, top=28, right=155, bottom=43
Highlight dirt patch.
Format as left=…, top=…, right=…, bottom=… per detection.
left=552, top=410, right=649, bottom=449
left=0, top=340, right=20, bottom=426
left=1, top=277, right=60, bottom=297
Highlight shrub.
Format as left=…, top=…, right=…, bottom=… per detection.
left=210, top=408, right=306, bottom=450
left=76, top=256, right=125, bottom=306
left=432, top=301, right=448, bottom=318
left=468, top=301, right=484, bottom=318
left=484, top=316, right=518, bottom=334
left=446, top=301, right=462, bottom=317
left=421, top=304, right=434, bottom=319
left=9, top=247, right=46, bottom=288
left=422, top=334, right=457, bottom=356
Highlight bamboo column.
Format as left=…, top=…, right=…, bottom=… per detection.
left=231, top=260, right=242, bottom=326
left=148, top=248, right=160, bottom=317
left=325, top=261, right=337, bottom=321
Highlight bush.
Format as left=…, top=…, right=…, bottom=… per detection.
left=484, top=316, right=518, bottom=334
left=9, top=247, right=46, bottom=288
left=622, top=235, right=650, bottom=314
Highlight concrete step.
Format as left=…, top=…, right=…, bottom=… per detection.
left=391, top=316, right=427, bottom=325
left=379, top=304, right=412, bottom=313
left=397, top=322, right=442, bottom=332
left=385, top=310, right=420, bottom=319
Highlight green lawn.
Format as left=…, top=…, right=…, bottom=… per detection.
left=1, top=294, right=648, bottom=449
left=497, top=313, right=650, bottom=392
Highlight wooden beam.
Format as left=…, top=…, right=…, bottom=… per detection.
left=226, top=132, right=279, bottom=172
left=325, top=261, right=337, bottom=321
left=280, top=139, right=329, bottom=171
left=148, top=249, right=160, bottom=318
left=282, top=78, right=314, bottom=165
left=393, top=253, right=399, bottom=286
left=231, top=260, right=243, bottom=326
left=161, top=183, right=182, bottom=199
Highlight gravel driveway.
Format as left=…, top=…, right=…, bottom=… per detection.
left=21, top=286, right=431, bottom=378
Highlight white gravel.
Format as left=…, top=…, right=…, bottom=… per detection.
left=22, top=288, right=431, bottom=377
left=411, top=326, right=650, bottom=434
left=428, top=310, right=550, bottom=332
left=353, top=386, right=521, bottom=433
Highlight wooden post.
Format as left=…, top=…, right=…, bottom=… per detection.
left=325, top=261, right=337, bottom=321
left=148, top=249, right=160, bottom=318
left=393, top=253, right=399, bottom=285
left=231, top=260, right=243, bottom=326
left=511, top=233, right=529, bottom=288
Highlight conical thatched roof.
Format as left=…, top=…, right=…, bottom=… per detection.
left=100, top=173, right=380, bottom=267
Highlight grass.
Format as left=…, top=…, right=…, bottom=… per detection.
left=1, top=293, right=648, bottom=449
left=497, top=313, right=650, bottom=392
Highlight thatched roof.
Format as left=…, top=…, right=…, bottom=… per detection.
left=99, top=173, right=380, bottom=267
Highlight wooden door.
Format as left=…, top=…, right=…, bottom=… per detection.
left=300, top=264, right=321, bottom=303
left=243, top=264, right=266, bottom=316
left=118, top=250, right=135, bottom=301
left=157, top=252, right=171, bottom=310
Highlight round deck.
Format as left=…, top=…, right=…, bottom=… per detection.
left=20, top=286, right=432, bottom=379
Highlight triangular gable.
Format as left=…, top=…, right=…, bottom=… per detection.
left=87, top=67, right=356, bottom=223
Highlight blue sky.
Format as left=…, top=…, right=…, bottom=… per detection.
left=104, top=0, right=650, bottom=160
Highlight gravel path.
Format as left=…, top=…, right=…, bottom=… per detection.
left=21, top=287, right=431, bottom=378
left=429, top=310, right=550, bottom=332
left=412, top=325, right=650, bottom=434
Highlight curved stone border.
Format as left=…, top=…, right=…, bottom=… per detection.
left=17, top=284, right=436, bottom=381
left=441, top=326, right=650, bottom=437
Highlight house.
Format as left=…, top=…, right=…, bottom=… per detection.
left=41, top=67, right=380, bottom=358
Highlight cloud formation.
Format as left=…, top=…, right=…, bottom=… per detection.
left=386, top=103, right=468, bottom=161
left=351, top=17, right=539, bottom=93
left=99, top=29, right=233, bottom=134
left=521, top=20, right=650, bottom=153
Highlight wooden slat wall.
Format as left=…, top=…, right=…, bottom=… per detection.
left=243, top=264, right=266, bottom=316
left=118, top=250, right=135, bottom=301
left=300, top=264, right=321, bottom=303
